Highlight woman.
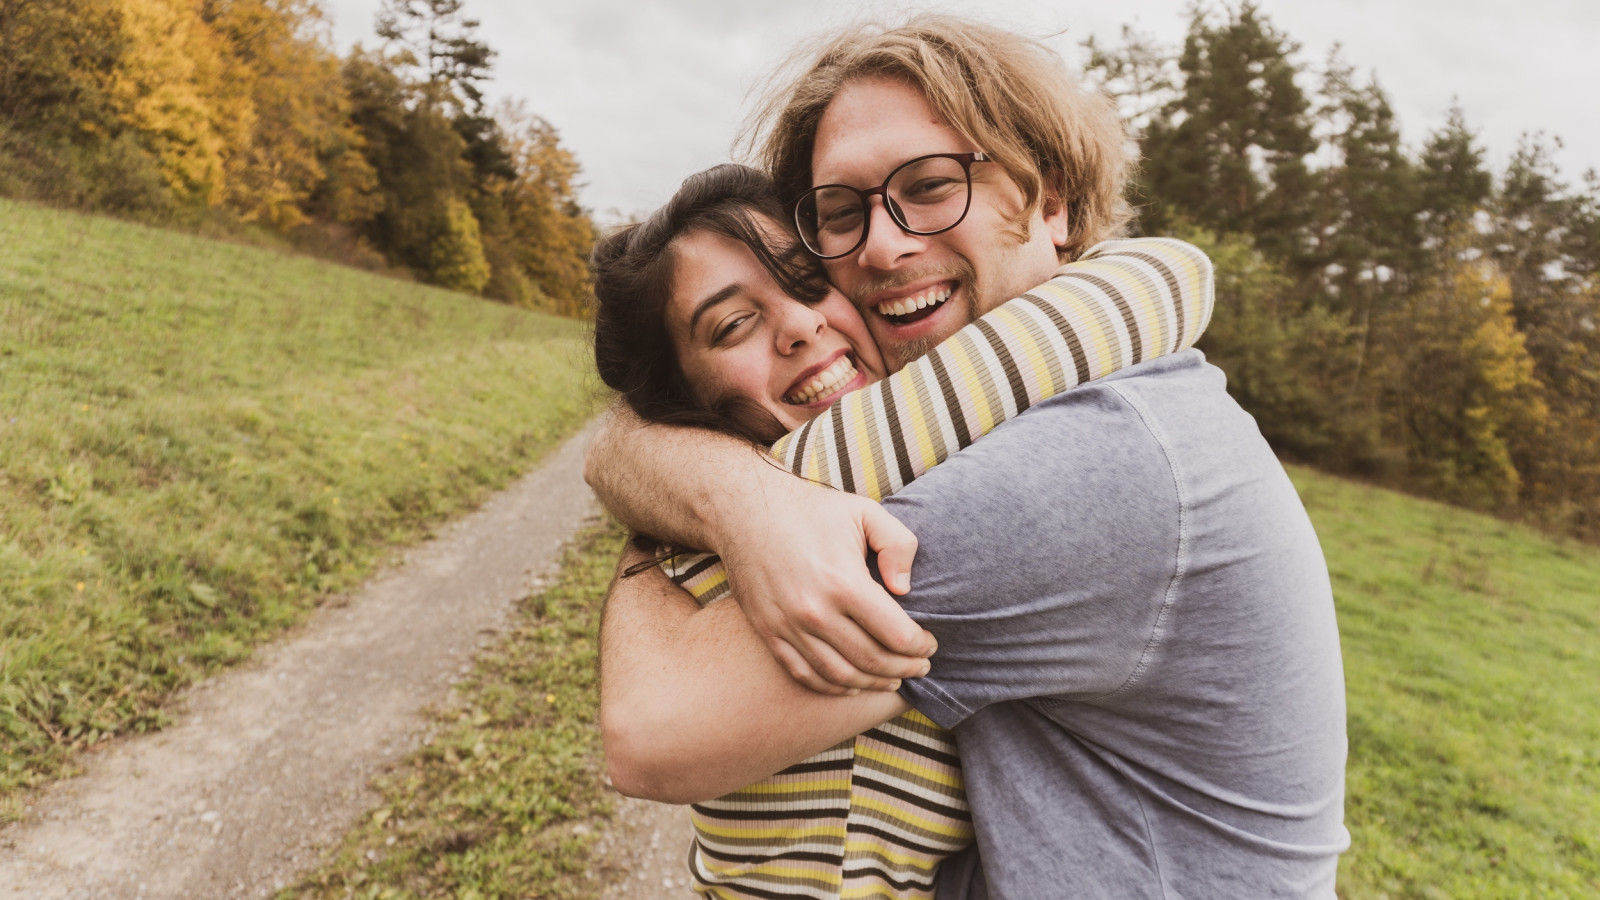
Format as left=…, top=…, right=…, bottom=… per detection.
left=591, top=164, right=1214, bottom=898
left=593, top=164, right=972, bottom=899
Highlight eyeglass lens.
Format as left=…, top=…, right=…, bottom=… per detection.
left=796, top=154, right=975, bottom=259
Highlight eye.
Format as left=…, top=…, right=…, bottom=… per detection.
left=713, top=313, right=752, bottom=344
left=900, top=176, right=962, bottom=204
left=817, top=202, right=864, bottom=235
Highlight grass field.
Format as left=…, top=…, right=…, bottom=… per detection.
left=0, top=198, right=606, bottom=814
left=282, top=467, right=1599, bottom=899
left=1296, top=470, right=1600, bottom=898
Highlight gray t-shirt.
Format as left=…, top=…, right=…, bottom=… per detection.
left=886, top=351, right=1349, bottom=899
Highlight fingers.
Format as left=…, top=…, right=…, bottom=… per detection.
left=837, top=576, right=935, bottom=660
left=786, top=606, right=931, bottom=686
left=863, top=505, right=918, bottom=596
left=768, top=637, right=859, bottom=696
left=788, top=630, right=908, bottom=694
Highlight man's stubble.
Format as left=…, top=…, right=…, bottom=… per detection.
left=846, top=256, right=980, bottom=373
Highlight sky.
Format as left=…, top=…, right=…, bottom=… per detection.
left=316, top=0, right=1600, bottom=225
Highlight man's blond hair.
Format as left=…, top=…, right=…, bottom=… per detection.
left=745, top=15, right=1131, bottom=262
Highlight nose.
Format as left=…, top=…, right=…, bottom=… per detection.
left=855, top=195, right=924, bottom=271
left=775, top=300, right=827, bottom=355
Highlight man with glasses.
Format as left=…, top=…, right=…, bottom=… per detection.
left=593, top=15, right=1348, bottom=897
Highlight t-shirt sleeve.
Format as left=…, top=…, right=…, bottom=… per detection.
left=885, top=382, right=1184, bottom=730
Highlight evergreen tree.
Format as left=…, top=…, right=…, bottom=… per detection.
left=375, top=0, right=493, bottom=115
left=1308, top=58, right=1420, bottom=322
left=1416, top=105, right=1493, bottom=244
left=1140, top=2, right=1316, bottom=259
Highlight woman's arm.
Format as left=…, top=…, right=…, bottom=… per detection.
left=585, top=404, right=934, bottom=694
left=599, top=543, right=911, bottom=804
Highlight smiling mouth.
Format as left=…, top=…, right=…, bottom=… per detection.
left=785, top=354, right=859, bottom=405
left=874, top=284, right=952, bottom=325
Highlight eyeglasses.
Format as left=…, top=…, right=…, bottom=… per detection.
left=793, top=152, right=990, bottom=260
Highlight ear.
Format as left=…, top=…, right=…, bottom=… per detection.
left=1041, top=192, right=1071, bottom=248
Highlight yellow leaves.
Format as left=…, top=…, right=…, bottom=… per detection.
left=1378, top=253, right=1548, bottom=508
left=209, top=0, right=356, bottom=229
left=108, top=0, right=240, bottom=205
left=82, top=0, right=356, bottom=225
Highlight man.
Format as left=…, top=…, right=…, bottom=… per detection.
left=593, top=16, right=1348, bottom=897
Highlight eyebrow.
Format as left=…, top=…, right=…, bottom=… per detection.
left=687, top=283, right=742, bottom=339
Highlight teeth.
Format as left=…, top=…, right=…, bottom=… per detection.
left=875, top=286, right=951, bottom=319
left=786, top=356, right=859, bottom=405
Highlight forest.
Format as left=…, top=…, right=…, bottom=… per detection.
left=1089, top=4, right=1599, bottom=539
left=0, top=0, right=596, bottom=316
left=2, top=1, right=1595, bottom=538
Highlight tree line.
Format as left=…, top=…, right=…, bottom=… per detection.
left=4, top=1, right=1594, bottom=536
left=0, top=0, right=594, bottom=316
left=1090, top=3, right=1599, bottom=539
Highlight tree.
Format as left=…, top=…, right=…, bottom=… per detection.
left=1373, top=246, right=1547, bottom=509
left=1303, top=55, right=1421, bottom=388
left=1415, top=105, right=1493, bottom=245
left=1081, top=26, right=1178, bottom=141
left=205, top=0, right=371, bottom=230
left=374, top=0, right=493, bottom=115
left=494, top=101, right=596, bottom=315
left=1139, top=2, right=1316, bottom=258
left=341, top=47, right=472, bottom=280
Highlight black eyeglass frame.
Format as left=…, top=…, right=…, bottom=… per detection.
left=792, top=151, right=992, bottom=260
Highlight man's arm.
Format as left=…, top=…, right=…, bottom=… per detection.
left=585, top=403, right=934, bottom=693
left=599, top=542, right=910, bottom=804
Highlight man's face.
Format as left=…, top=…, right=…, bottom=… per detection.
left=811, top=76, right=1069, bottom=371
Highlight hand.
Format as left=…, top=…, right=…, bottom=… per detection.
left=714, top=477, right=937, bottom=695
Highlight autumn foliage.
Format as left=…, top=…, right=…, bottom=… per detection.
left=0, top=0, right=594, bottom=316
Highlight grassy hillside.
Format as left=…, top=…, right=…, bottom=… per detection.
left=1293, top=468, right=1600, bottom=897
left=0, top=199, right=606, bottom=813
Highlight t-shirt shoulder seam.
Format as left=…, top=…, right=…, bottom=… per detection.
left=1096, top=381, right=1189, bottom=700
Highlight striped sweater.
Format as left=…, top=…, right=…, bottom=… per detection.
left=664, top=238, right=1216, bottom=898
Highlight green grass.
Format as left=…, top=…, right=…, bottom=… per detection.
left=281, top=517, right=626, bottom=900
left=0, top=198, right=606, bottom=813
left=1291, top=467, right=1600, bottom=898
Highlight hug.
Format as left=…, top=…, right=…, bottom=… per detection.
left=587, top=14, right=1348, bottom=900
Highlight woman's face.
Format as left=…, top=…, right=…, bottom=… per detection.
left=666, top=226, right=886, bottom=433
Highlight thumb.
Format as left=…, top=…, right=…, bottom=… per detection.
left=863, top=504, right=917, bottom=596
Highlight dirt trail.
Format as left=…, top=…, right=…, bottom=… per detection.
left=0, top=422, right=694, bottom=899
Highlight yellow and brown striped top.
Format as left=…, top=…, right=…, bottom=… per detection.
left=665, top=237, right=1215, bottom=899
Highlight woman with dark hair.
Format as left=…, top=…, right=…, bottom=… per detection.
left=591, top=164, right=966, bottom=898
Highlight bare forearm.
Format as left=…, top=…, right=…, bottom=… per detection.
left=584, top=403, right=792, bottom=549
left=599, top=549, right=907, bottom=804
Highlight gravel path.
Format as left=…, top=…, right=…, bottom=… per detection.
left=0, top=422, right=694, bottom=899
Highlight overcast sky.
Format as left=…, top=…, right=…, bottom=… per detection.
left=317, top=0, right=1600, bottom=224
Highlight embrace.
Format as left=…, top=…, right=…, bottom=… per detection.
left=586, top=15, right=1348, bottom=899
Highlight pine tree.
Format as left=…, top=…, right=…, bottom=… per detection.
left=1140, top=2, right=1315, bottom=258
left=1308, top=56, right=1420, bottom=327
left=1416, top=105, right=1493, bottom=244
left=374, top=0, right=493, bottom=115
